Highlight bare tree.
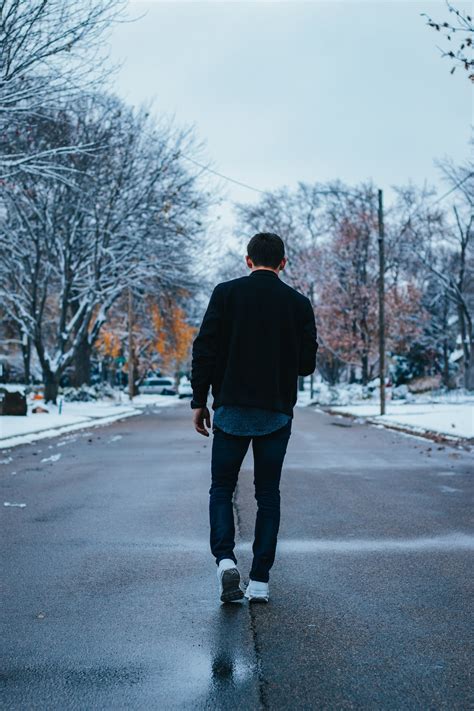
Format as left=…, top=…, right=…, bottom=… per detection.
left=0, top=95, right=213, bottom=401
left=236, top=180, right=433, bottom=386
left=422, top=1, right=473, bottom=80
left=235, top=181, right=328, bottom=298
left=394, top=167, right=474, bottom=389
left=0, top=0, right=125, bottom=177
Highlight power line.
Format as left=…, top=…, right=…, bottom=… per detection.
left=181, top=154, right=267, bottom=194
left=396, top=170, right=474, bottom=240
left=182, top=153, right=472, bottom=207
left=430, top=171, right=473, bottom=205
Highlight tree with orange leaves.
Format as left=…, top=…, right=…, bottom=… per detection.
left=94, top=293, right=196, bottom=387
left=149, top=299, right=196, bottom=377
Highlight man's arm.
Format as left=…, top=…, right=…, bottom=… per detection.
left=190, top=285, right=223, bottom=411
left=299, top=297, right=318, bottom=376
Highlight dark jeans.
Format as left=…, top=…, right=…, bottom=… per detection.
left=209, top=419, right=292, bottom=583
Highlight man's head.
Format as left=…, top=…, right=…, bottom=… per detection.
left=246, top=232, right=287, bottom=273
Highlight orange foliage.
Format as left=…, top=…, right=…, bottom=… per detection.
left=150, top=301, right=196, bottom=371
left=97, top=328, right=121, bottom=358
left=93, top=296, right=195, bottom=377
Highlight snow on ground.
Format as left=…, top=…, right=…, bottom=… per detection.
left=1, top=384, right=27, bottom=393
left=0, top=392, right=184, bottom=449
left=297, top=382, right=474, bottom=440
left=330, top=401, right=473, bottom=439
left=2, top=377, right=472, bottom=447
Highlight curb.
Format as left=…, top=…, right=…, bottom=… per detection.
left=0, top=409, right=140, bottom=450
left=317, top=406, right=473, bottom=450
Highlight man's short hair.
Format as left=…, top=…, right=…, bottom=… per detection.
left=247, top=232, right=285, bottom=269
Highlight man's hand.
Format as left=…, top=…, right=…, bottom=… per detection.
left=193, top=406, right=211, bottom=437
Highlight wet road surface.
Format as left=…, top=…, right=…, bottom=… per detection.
left=1, top=402, right=473, bottom=709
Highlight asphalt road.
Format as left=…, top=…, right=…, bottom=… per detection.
left=1, top=402, right=473, bottom=710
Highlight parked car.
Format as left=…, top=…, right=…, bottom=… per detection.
left=178, top=376, right=193, bottom=399
left=139, top=377, right=176, bottom=396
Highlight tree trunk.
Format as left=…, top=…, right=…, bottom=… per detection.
left=72, top=337, right=91, bottom=387
left=442, top=338, right=450, bottom=388
left=44, top=372, right=60, bottom=404
left=466, top=361, right=474, bottom=391
left=457, top=304, right=470, bottom=388
left=21, top=338, right=31, bottom=385
left=441, top=293, right=450, bottom=388
left=465, top=338, right=474, bottom=391
left=132, top=359, right=139, bottom=396
left=361, top=353, right=369, bottom=385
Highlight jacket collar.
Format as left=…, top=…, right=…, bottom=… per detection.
left=249, top=269, right=279, bottom=278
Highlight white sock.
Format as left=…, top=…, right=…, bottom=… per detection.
left=218, top=558, right=236, bottom=571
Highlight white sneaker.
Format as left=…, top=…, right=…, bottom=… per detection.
left=244, top=579, right=269, bottom=603
left=217, top=559, right=244, bottom=603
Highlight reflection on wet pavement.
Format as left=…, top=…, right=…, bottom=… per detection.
left=192, top=603, right=260, bottom=709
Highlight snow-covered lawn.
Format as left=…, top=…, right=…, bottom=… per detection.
left=329, top=401, right=473, bottom=439
left=297, top=382, right=474, bottom=440
left=0, top=394, right=183, bottom=449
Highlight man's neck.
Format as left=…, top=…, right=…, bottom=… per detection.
left=251, top=267, right=279, bottom=275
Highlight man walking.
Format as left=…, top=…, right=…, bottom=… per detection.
left=190, top=233, right=318, bottom=603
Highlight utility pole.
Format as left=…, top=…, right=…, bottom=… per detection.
left=128, top=287, right=134, bottom=402
left=377, top=188, right=386, bottom=416
left=310, top=281, right=315, bottom=400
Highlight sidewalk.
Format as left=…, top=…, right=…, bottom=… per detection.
left=0, top=394, right=181, bottom=450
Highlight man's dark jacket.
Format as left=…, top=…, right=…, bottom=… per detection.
left=190, top=269, right=318, bottom=418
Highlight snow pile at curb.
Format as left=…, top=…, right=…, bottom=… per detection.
left=297, top=384, right=474, bottom=440
left=0, top=394, right=183, bottom=449
left=328, top=401, right=473, bottom=440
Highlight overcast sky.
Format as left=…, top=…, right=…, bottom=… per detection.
left=108, top=1, right=472, bottom=234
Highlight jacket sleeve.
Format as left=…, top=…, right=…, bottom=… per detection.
left=190, top=285, right=223, bottom=408
left=298, top=297, right=318, bottom=376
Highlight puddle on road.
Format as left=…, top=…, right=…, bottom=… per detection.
left=1, top=662, right=145, bottom=689
left=186, top=604, right=258, bottom=705
left=2, top=636, right=257, bottom=706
